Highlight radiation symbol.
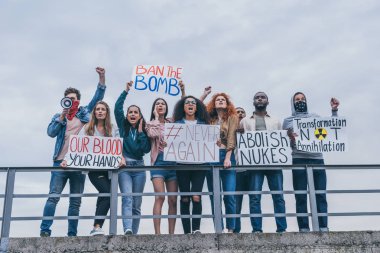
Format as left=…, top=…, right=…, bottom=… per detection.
left=314, top=128, right=327, bottom=140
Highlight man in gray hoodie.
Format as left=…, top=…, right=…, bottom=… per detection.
left=282, top=92, right=339, bottom=232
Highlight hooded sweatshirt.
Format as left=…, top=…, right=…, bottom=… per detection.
left=282, top=92, right=338, bottom=160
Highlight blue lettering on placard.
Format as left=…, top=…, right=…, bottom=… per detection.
left=134, top=75, right=180, bottom=96
left=168, top=78, right=180, bottom=96
left=134, top=75, right=147, bottom=90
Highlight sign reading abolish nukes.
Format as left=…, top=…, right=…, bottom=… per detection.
left=237, top=130, right=292, bottom=165
left=132, top=65, right=183, bottom=97
left=293, top=117, right=347, bottom=153
left=164, top=123, right=220, bottom=163
left=65, top=135, right=123, bottom=169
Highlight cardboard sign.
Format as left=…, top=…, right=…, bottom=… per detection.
left=237, top=130, right=292, bottom=165
left=65, top=135, right=123, bottom=169
left=164, top=123, right=220, bottom=163
left=293, top=117, right=347, bottom=153
left=132, top=65, right=183, bottom=97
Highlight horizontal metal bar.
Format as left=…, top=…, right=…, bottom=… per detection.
left=5, top=164, right=380, bottom=172
left=12, top=189, right=380, bottom=199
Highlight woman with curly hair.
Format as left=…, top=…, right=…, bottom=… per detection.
left=172, top=95, right=210, bottom=234
left=115, top=81, right=151, bottom=235
left=206, top=92, right=239, bottom=233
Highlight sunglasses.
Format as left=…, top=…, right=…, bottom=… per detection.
left=184, top=100, right=196, bottom=105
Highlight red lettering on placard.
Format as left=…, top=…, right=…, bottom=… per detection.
left=69, top=136, right=78, bottom=152
left=135, top=65, right=147, bottom=75
left=93, top=137, right=101, bottom=153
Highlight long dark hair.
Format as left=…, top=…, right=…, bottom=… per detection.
left=150, top=97, right=169, bottom=121
left=172, top=95, right=210, bottom=123
left=124, top=104, right=148, bottom=136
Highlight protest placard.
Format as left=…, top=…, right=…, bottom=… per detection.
left=164, top=123, right=220, bottom=163
left=292, top=117, right=347, bottom=153
left=131, top=65, right=183, bottom=97
left=65, top=135, right=123, bottom=169
left=237, top=130, right=292, bottom=165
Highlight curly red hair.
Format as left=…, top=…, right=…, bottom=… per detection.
left=206, top=93, right=237, bottom=122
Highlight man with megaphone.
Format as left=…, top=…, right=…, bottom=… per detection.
left=40, top=67, right=107, bottom=237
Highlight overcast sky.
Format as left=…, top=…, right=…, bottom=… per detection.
left=1, top=0, right=379, bottom=237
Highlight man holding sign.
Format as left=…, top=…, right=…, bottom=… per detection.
left=282, top=92, right=340, bottom=232
left=238, top=92, right=287, bottom=233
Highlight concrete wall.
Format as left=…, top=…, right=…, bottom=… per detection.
left=2, top=231, right=380, bottom=253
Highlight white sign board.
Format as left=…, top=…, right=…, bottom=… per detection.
left=293, top=117, right=347, bottom=153
left=164, top=123, right=220, bottom=163
left=132, top=65, right=183, bottom=97
left=65, top=135, right=123, bottom=169
left=237, top=130, right=292, bottom=165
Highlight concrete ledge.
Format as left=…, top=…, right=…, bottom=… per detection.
left=2, top=231, right=380, bottom=253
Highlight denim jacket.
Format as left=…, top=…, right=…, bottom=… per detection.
left=47, top=83, right=106, bottom=161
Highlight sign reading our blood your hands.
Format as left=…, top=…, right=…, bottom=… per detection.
left=65, top=135, right=123, bottom=169
left=132, top=65, right=183, bottom=97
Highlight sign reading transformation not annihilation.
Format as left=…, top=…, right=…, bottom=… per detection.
left=65, top=135, right=123, bottom=169
left=293, top=117, right=348, bottom=153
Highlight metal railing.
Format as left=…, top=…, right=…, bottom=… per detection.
left=1, top=165, right=380, bottom=251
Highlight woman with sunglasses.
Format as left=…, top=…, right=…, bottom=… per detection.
left=172, top=95, right=210, bottom=234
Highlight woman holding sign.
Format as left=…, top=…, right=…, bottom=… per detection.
left=206, top=92, right=239, bottom=233
left=172, top=95, right=210, bottom=234
left=282, top=92, right=339, bottom=232
left=115, top=81, right=151, bottom=235
left=61, top=100, right=120, bottom=236
left=146, top=96, right=178, bottom=235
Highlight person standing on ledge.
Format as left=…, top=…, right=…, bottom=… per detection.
left=40, top=67, right=106, bottom=237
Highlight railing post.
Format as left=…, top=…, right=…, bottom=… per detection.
left=1, top=168, right=16, bottom=253
left=212, top=166, right=223, bottom=234
left=109, top=169, right=119, bottom=235
left=306, top=165, right=320, bottom=232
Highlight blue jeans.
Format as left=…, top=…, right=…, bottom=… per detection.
left=234, top=171, right=250, bottom=233
left=40, top=160, right=86, bottom=236
left=150, top=152, right=177, bottom=181
left=249, top=170, right=287, bottom=232
left=292, top=158, right=328, bottom=231
left=119, top=160, right=146, bottom=234
left=206, top=149, right=236, bottom=230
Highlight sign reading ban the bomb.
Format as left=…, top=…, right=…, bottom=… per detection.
left=293, top=117, right=348, bottom=153
left=237, top=130, right=292, bottom=165
left=132, top=65, right=183, bottom=97
left=65, top=135, right=123, bottom=169
left=164, top=123, right=220, bottom=163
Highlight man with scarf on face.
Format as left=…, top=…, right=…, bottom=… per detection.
left=282, top=92, right=339, bottom=232
left=40, top=67, right=106, bottom=237
left=238, top=92, right=287, bottom=233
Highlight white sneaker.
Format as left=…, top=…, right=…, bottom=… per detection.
left=124, top=229, right=133, bottom=235
left=90, top=227, right=105, bottom=236
left=192, top=230, right=201, bottom=235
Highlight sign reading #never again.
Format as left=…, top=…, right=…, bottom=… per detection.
left=293, top=117, right=348, bottom=153
left=164, top=123, right=220, bottom=163
left=65, top=135, right=123, bottom=169
left=237, top=130, right=292, bottom=165
left=132, top=65, right=183, bottom=97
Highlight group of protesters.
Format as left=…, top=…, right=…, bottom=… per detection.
left=40, top=67, right=340, bottom=237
